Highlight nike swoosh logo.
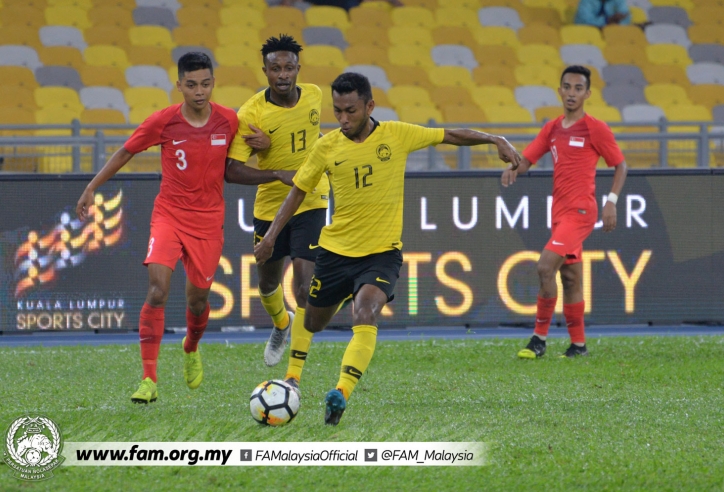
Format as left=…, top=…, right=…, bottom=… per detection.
left=376, top=277, right=390, bottom=284
left=309, top=244, right=320, bottom=249
left=206, top=275, right=213, bottom=281
left=173, top=140, right=186, bottom=145
left=334, top=159, right=347, bottom=166
left=552, top=240, right=564, bottom=245
left=269, top=127, right=281, bottom=134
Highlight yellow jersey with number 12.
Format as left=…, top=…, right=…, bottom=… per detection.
left=227, top=83, right=330, bottom=220
left=294, top=119, right=444, bottom=257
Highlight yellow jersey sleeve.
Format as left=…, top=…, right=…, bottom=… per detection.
left=226, top=95, right=260, bottom=163
left=294, top=136, right=330, bottom=194
left=387, top=121, right=445, bottom=153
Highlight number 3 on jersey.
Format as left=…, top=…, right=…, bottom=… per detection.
left=176, top=149, right=187, bottom=170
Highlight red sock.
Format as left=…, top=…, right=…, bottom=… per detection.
left=564, top=301, right=586, bottom=344
left=139, top=303, right=164, bottom=383
left=534, top=296, right=557, bottom=337
left=184, top=303, right=210, bottom=353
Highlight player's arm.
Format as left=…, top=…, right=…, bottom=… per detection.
left=501, top=157, right=533, bottom=187
left=602, top=161, right=628, bottom=232
left=442, top=129, right=521, bottom=169
left=76, top=147, right=134, bottom=221
left=254, top=185, right=307, bottom=265
left=224, top=158, right=295, bottom=186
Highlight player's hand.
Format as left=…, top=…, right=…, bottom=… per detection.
left=602, top=201, right=617, bottom=232
left=501, top=165, right=518, bottom=187
left=242, top=124, right=271, bottom=151
left=254, top=238, right=274, bottom=266
left=495, top=137, right=522, bottom=170
left=274, top=170, right=296, bottom=187
left=76, top=188, right=94, bottom=221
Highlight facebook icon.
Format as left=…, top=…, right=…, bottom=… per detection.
left=240, top=449, right=252, bottom=461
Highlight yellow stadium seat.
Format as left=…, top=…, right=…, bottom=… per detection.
left=388, top=45, right=435, bottom=69
left=47, top=0, right=93, bottom=7
left=689, top=7, right=724, bottom=25
left=518, top=24, right=561, bottom=47
left=80, top=66, right=128, bottom=90
left=215, top=45, right=261, bottom=68
left=305, top=6, right=349, bottom=31
left=646, top=44, right=692, bottom=68
left=664, top=104, right=712, bottom=121
left=264, top=6, right=307, bottom=30
left=522, top=0, right=569, bottom=20
left=516, top=44, right=563, bottom=68
left=0, top=67, right=37, bottom=89
left=84, top=45, right=131, bottom=69
left=397, top=105, right=443, bottom=123
left=388, top=26, right=435, bottom=48
left=221, top=0, right=267, bottom=9
left=1, top=6, right=46, bottom=28
left=0, top=107, right=36, bottom=124
left=444, top=0, right=480, bottom=8
left=170, top=90, right=184, bottom=105
left=471, top=86, right=517, bottom=109
left=127, top=46, right=172, bottom=67
left=391, top=6, right=437, bottom=28
left=442, top=105, right=487, bottom=123
left=688, top=25, right=724, bottom=45
left=688, top=85, right=724, bottom=109
left=585, top=105, right=621, bottom=122
left=216, top=26, right=261, bottom=48
left=473, top=27, right=520, bottom=48
left=301, top=45, right=347, bottom=68
left=642, top=64, right=691, bottom=88
left=129, top=106, right=161, bottom=124
left=80, top=108, right=127, bottom=124
left=85, top=27, right=131, bottom=50
left=645, top=83, right=692, bottom=107
left=35, top=87, right=83, bottom=112
left=0, top=86, right=37, bottom=111
left=347, top=26, right=389, bottom=48
left=519, top=8, right=563, bottom=28
left=45, top=6, right=91, bottom=29
left=560, top=25, right=606, bottom=49
left=515, top=64, right=561, bottom=88
left=471, top=45, right=519, bottom=68
left=349, top=6, right=392, bottom=29
left=38, top=46, right=84, bottom=70
left=88, top=7, right=134, bottom=28
left=179, top=0, right=221, bottom=7
left=214, top=66, right=265, bottom=89
left=587, top=87, right=606, bottom=106
left=125, top=87, right=169, bottom=109
left=483, top=105, right=533, bottom=123
left=173, top=26, right=218, bottom=50
left=473, top=66, right=517, bottom=87
left=212, top=86, right=254, bottom=108
left=428, top=66, right=474, bottom=89
left=430, top=86, right=475, bottom=107
left=371, top=87, right=391, bottom=107
left=0, top=26, right=42, bottom=50
left=299, top=65, right=343, bottom=86
left=177, top=7, right=220, bottom=28
left=260, top=26, right=304, bottom=45
left=219, top=6, right=266, bottom=29
left=35, top=107, right=81, bottom=123
left=602, top=25, right=647, bottom=47
left=404, top=0, right=438, bottom=8
left=432, top=26, right=476, bottom=48
left=4, top=0, right=47, bottom=7
left=435, top=7, right=480, bottom=29
left=603, top=45, right=648, bottom=66
left=129, top=26, right=176, bottom=49
left=534, top=105, right=562, bottom=121
left=345, top=46, right=390, bottom=69
left=649, top=0, right=694, bottom=11
left=385, top=65, right=434, bottom=91
left=387, top=85, right=433, bottom=108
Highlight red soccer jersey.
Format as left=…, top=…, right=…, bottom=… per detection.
left=124, top=103, right=239, bottom=239
left=522, top=114, right=624, bottom=219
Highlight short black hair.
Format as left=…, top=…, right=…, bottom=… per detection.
left=561, top=65, right=591, bottom=90
left=177, top=52, right=213, bottom=80
left=331, top=72, right=373, bottom=103
left=261, top=34, right=303, bottom=64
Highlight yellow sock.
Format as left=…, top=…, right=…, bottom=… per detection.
left=336, top=324, right=377, bottom=401
left=259, top=286, right=289, bottom=329
left=284, top=307, right=314, bottom=382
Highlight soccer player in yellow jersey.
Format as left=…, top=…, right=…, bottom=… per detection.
left=226, top=35, right=330, bottom=370
left=255, top=73, right=522, bottom=425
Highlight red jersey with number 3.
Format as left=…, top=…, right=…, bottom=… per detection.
left=124, top=103, right=239, bottom=239
left=522, top=114, right=624, bottom=219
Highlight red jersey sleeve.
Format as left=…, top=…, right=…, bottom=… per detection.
left=588, top=117, right=625, bottom=167
left=522, top=118, right=556, bottom=165
left=123, top=108, right=172, bottom=154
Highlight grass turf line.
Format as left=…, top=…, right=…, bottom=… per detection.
left=0, top=336, right=723, bottom=491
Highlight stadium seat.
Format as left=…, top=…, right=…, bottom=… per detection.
left=214, top=66, right=265, bottom=89
left=687, top=63, right=724, bottom=85
left=645, top=83, right=692, bottom=106
left=125, top=87, right=170, bottom=109
left=431, top=45, right=477, bottom=70
left=127, top=46, right=173, bottom=67
left=646, top=44, right=692, bottom=67
left=0, top=86, right=38, bottom=111
left=602, top=25, right=648, bottom=47
left=428, top=66, right=475, bottom=89
left=305, top=6, right=350, bottom=31
left=643, top=64, right=691, bottom=87
left=171, top=46, right=216, bottom=66
left=85, top=27, right=131, bottom=50
left=645, top=24, right=691, bottom=48
left=303, top=26, right=348, bottom=51
left=517, top=44, right=563, bottom=68
left=344, top=65, right=391, bottom=91
left=345, top=46, right=390, bottom=69
left=219, top=6, right=265, bottom=30
left=299, top=65, right=343, bottom=86
left=128, top=105, right=160, bottom=124
left=1, top=6, right=46, bottom=28
left=259, top=26, right=304, bottom=46
left=0, top=46, right=42, bottom=71
left=80, top=108, right=127, bottom=125
left=370, top=107, right=399, bottom=121
left=129, top=26, right=176, bottom=49
left=391, top=7, right=436, bottom=28
left=471, top=45, right=519, bottom=68
left=34, top=87, right=83, bottom=112
left=388, top=26, right=435, bottom=48
left=689, top=26, right=724, bottom=45
left=649, top=6, right=691, bottom=28
left=388, top=45, right=435, bottom=69
left=347, top=26, right=389, bottom=48
left=176, top=6, right=220, bottom=28
left=35, top=66, right=83, bottom=90
left=478, top=7, right=523, bottom=30
left=435, top=7, right=480, bottom=30
left=214, top=45, right=259, bottom=68
left=265, top=6, right=307, bottom=31
left=0, top=107, right=36, bottom=125
left=80, top=86, right=130, bottom=115
left=36, top=106, right=82, bottom=123
left=136, top=0, right=181, bottom=11
left=518, top=25, right=562, bottom=47
left=713, top=105, right=724, bottom=122
left=515, top=85, right=560, bottom=113
left=432, top=26, right=477, bottom=48
left=397, top=105, right=443, bottom=123
left=371, top=87, right=392, bottom=107
left=430, top=86, right=475, bottom=107
left=84, top=45, right=131, bottom=69
left=126, top=65, right=173, bottom=92
left=442, top=105, right=487, bottom=123
left=622, top=103, right=665, bottom=122
left=349, top=6, right=392, bottom=29
left=689, top=44, right=724, bottom=64
left=38, top=46, right=84, bottom=70
left=301, top=46, right=347, bottom=68
left=45, top=6, right=92, bottom=29
left=216, top=26, right=261, bottom=49
left=220, top=0, right=265, bottom=8
left=88, top=6, right=135, bottom=28
left=173, top=27, right=218, bottom=50
left=534, top=105, right=563, bottom=121
left=133, top=6, right=178, bottom=30
left=588, top=87, right=607, bottom=105
left=483, top=105, right=533, bottom=123
left=473, top=66, right=517, bottom=87
left=664, top=104, right=711, bottom=123
left=0, top=27, right=43, bottom=50
left=689, top=6, right=724, bottom=25
left=648, top=0, right=694, bottom=11
left=387, top=85, right=433, bottom=108
left=560, top=25, right=606, bottom=49
left=385, top=65, right=434, bottom=90
left=688, top=84, right=724, bottom=109
left=211, top=86, right=254, bottom=109
left=602, top=64, right=647, bottom=88
left=80, top=66, right=128, bottom=90
left=0, top=66, right=38, bottom=89
left=585, top=105, right=622, bottom=122
left=519, top=7, right=563, bottom=28
left=603, top=84, right=648, bottom=108
left=471, top=85, right=517, bottom=108
left=38, top=26, right=87, bottom=51
left=522, top=0, right=569, bottom=20
left=604, top=45, right=649, bottom=66
left=473, top=27, right=520, bottom=48
left=560, top=45, right=608, bottom=73
left=515, top=64, right=561, bottom=88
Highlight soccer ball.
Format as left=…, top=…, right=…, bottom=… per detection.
left=249, top=380, right=300, bottom=426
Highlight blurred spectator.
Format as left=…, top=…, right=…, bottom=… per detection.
left=574, top=0, right=630, bottom=28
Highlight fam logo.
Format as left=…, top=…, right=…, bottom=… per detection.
left=309, top=109, right=320, bottom=126
left=3, top=415, right=64, bottom=481
left=376, top=144, right=391, bottom=162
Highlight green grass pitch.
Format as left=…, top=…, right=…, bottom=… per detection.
left=1, top=335, right=723, bottom=491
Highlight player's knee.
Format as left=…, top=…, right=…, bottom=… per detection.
left=146, top=284, right=168, bottom=307
left=352, top=305, right=377, bottom=326
left=537, top=262, right=557, bottom=283
left=560, top=270, right=580, bottom=291
left=304, top=317, right=324, bottom=333
left=257, top=277, right=278, bottom=295
left=293, top=285, right=308, bottom=308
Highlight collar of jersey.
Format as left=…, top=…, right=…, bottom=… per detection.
left=265, top=86, right=302, bottom=107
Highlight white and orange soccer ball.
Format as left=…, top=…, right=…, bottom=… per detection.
left=250, top=380, right=300, bottom=426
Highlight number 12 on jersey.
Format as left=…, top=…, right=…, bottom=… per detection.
left=354, top=165, right=372, bottom=188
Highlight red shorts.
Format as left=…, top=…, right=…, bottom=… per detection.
left=143, top=221, right=223, bottom=289
left=545, top=214, right=595, bottom=265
